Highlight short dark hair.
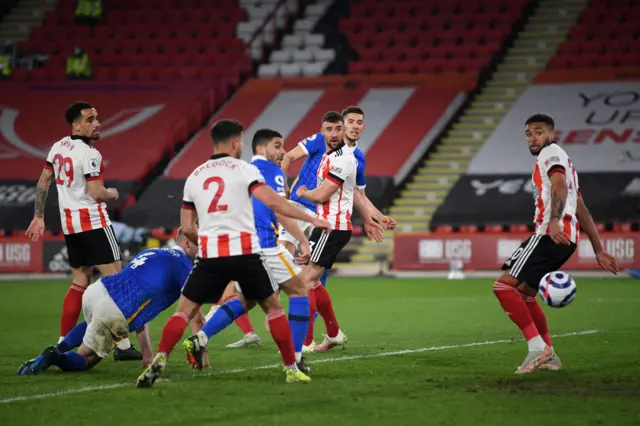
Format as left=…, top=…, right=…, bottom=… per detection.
left=525, top=114, right=554, bottom=129
left=321, top=111, right=343, bottom=125
left=252, top=129, right=282, bottom=154
left=342, top=106, right=364, bottom=118
left=65, top=101, right=93, bottom=125
left=210, top=119, right=243, bottom=145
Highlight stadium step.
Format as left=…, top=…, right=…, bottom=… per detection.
left=0, top=0, right=55, bottom=43
left=349, top=0, right=588, bottom=265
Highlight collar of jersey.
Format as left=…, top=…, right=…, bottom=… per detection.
left=210, top=153, right=230, bottom=160
left=348, top=141, right=358, bottom=151
left=171, top=245, right=185, bottom=254
left=70, top=135, right=92, bottom=145
left=251, top=155, right=267, bottom=162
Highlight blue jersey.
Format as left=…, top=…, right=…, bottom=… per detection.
left=290, top=133, right=367, bottom=212
left=290, top=133, right=326, bottom=212
left=251, top=155, right=286, bottom=249
left=101, top=247, right=193, bottom=331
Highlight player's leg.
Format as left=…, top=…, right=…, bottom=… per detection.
left=220, top=281, right=261, bottom=348
left=306, top=229, right=351, bottom=351
left=138, top=259, right=226, bottom=388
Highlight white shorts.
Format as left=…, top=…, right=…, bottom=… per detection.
left=235, top=246, right=301, bottom=296
left=277, top=201, right=315, bottom=249
left=82, top=279, right=129, bottom=358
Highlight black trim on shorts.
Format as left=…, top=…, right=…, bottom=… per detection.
left=181, top=254, right=277, bottom=304
left=501, top=234, right=576, bottom=289
left=64, top=225, right=121, bottom=268
left=308, top=228, right=352, bottom=269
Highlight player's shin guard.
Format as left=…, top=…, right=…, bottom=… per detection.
left=60, top=283, right=85, bottom=339
left=493, top=281, right=544, bottom=350
left=522, top=294, right=552, bottom=347
left=313, top=283, right=340, bottom=338
left=57, top=321, right=88, bottom=352
left=288, top=296, right=310, bottom=361
left=268, top=309, right=296, bottom=367
left=53, top=351, right=89, bottom=372
left=157, top=312, right=189, bottom=356
left=304, top=287, right=317, bottom=346
left=199, top=299, right=245, bottom=344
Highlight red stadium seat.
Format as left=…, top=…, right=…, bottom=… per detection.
left=349, top=61, right=371, bottom=75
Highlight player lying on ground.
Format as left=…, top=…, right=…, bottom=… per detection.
left=493, top=114, right=619, bottom=375
left=136, top=119, right=333, bottom=388
left=183, top=129, right=321, bottom=374
left=18, top=231, right=201, bottom=375
left=25, top=101, right=142, bottom=361
left=279, top=106, right=394, bottom=351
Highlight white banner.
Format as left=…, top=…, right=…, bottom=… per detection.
left=469, top=81, right=640, bottom=174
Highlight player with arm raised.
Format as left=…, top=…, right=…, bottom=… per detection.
left=183, top=128, right=318, bottom=374
left=494, top=114, right=619, bottom=375
left=137, top=120, right=331, bottom=388
left=18, top=230, right=201, bottom=375
left=295, top=112, right=383, bottom=352
left=25, top=101, right=143, bottom=362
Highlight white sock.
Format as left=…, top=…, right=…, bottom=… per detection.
left=527, top=335, right=546, bottom=352
left=58, top=336, right=65, bottom=344
left=116, top=338, right=132, bottom=350
left=295, top=352, right=302, bottom=363
left=196, top=330, right=209, bottom=347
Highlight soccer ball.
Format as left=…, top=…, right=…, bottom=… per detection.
left=538, top=271, right=577, bottom=308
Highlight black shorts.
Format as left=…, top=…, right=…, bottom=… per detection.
left=63, top=225, right=121, bottom=269
left=501, top=234, right=576, bottom=289
left=181, top=254, right=277, bottom=304
left=309, top=228, right=352, bottom=269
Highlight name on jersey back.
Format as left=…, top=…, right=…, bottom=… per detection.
left=194, top=159, right=238, bottom=176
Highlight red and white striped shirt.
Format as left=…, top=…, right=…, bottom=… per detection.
left=182, top=154, right=265, bottom=258
left=316, top=146, right=357, bottom=231
left=532, top=143, right=580, bottom=243
left=44, top=136, right=111, bottom=235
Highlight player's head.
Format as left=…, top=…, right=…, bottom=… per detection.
left=342, top=106, right=364, bottom=145
left=320, top=111, right=345, bottom=150
left=66, top=102, right=100, bottom=140
left=525, top=114, right=555, bottom=156
left=175, top=227, right=198, bottom=260
left=210, top=119, right=244, bottom=158
left=252, top=129, right=285, bottom=166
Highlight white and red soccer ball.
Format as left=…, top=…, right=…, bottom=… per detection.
left=538, top=271, right=577, bottom=308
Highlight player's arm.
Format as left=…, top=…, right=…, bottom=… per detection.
left=180, top=206, right=199, bottom=245
left=281, top=144, right=308, bottom=177
left=252, top=185, right=330, bottom=230
left=547, top=166, right=570, bottom=245
left=26, top=167, right=54, bottom=242
left=86, top=180, right=118, bottom=202
left=135, top=324, right=154, bottom=368
left=297, top=178, right=339, bottom=203
left=354, top=189, right=384, bottom=243
left=576, top=193, right=619, bottom=274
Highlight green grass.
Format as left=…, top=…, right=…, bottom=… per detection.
left=0, top=278, right=639, bottom=426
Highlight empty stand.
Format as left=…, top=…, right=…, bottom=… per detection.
left=13, top=0, right=255, bottom=82
left=549, top=0, right=640, bottom=69
left=343, top=0, right=529, bottom=76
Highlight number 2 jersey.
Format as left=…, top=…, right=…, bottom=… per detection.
left=290, top=132, right=366, bottom=213
left=44, top=136, right=111, bottom=235
left=251, top=155, right=286, bottom=249
left=182, top=154, right=266, bottom=258
left=101, top=247, right=193, bottom=332
left=532, top=142, right=580, bottom=243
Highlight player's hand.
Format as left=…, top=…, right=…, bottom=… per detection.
left=381, top=215, right=397, bottom=230
left=26, top=217, right=45, bottom=242
left=296, top=185, right=308, bottom=198
left=364, top=220, right=384, bottom=243
left=311, top=217, right=332, bottom=232
left=296, top=239, right=311, bottom=265
left=107, top=188, right=119, bottom=201
left=596, top=250, right=619, bottom=275
left=141, top=355, right=153, bottom=369
left=548, top=219, right=570, bottom=245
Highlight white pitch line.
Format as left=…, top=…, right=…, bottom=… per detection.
left=0, top=330, right=601, bottom=405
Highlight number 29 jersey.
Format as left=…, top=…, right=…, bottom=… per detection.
left=44, top=136, right=111, bottom=235
left=182, top=154, right=266, bottom=258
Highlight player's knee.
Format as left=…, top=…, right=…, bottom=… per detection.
left=71, top=267, right=92, bottom=287
left=493, top=272, right=518, bottom=295
left=96, top=261, right=121, bottom=277
left=281, top=276, right=307, bottom=297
